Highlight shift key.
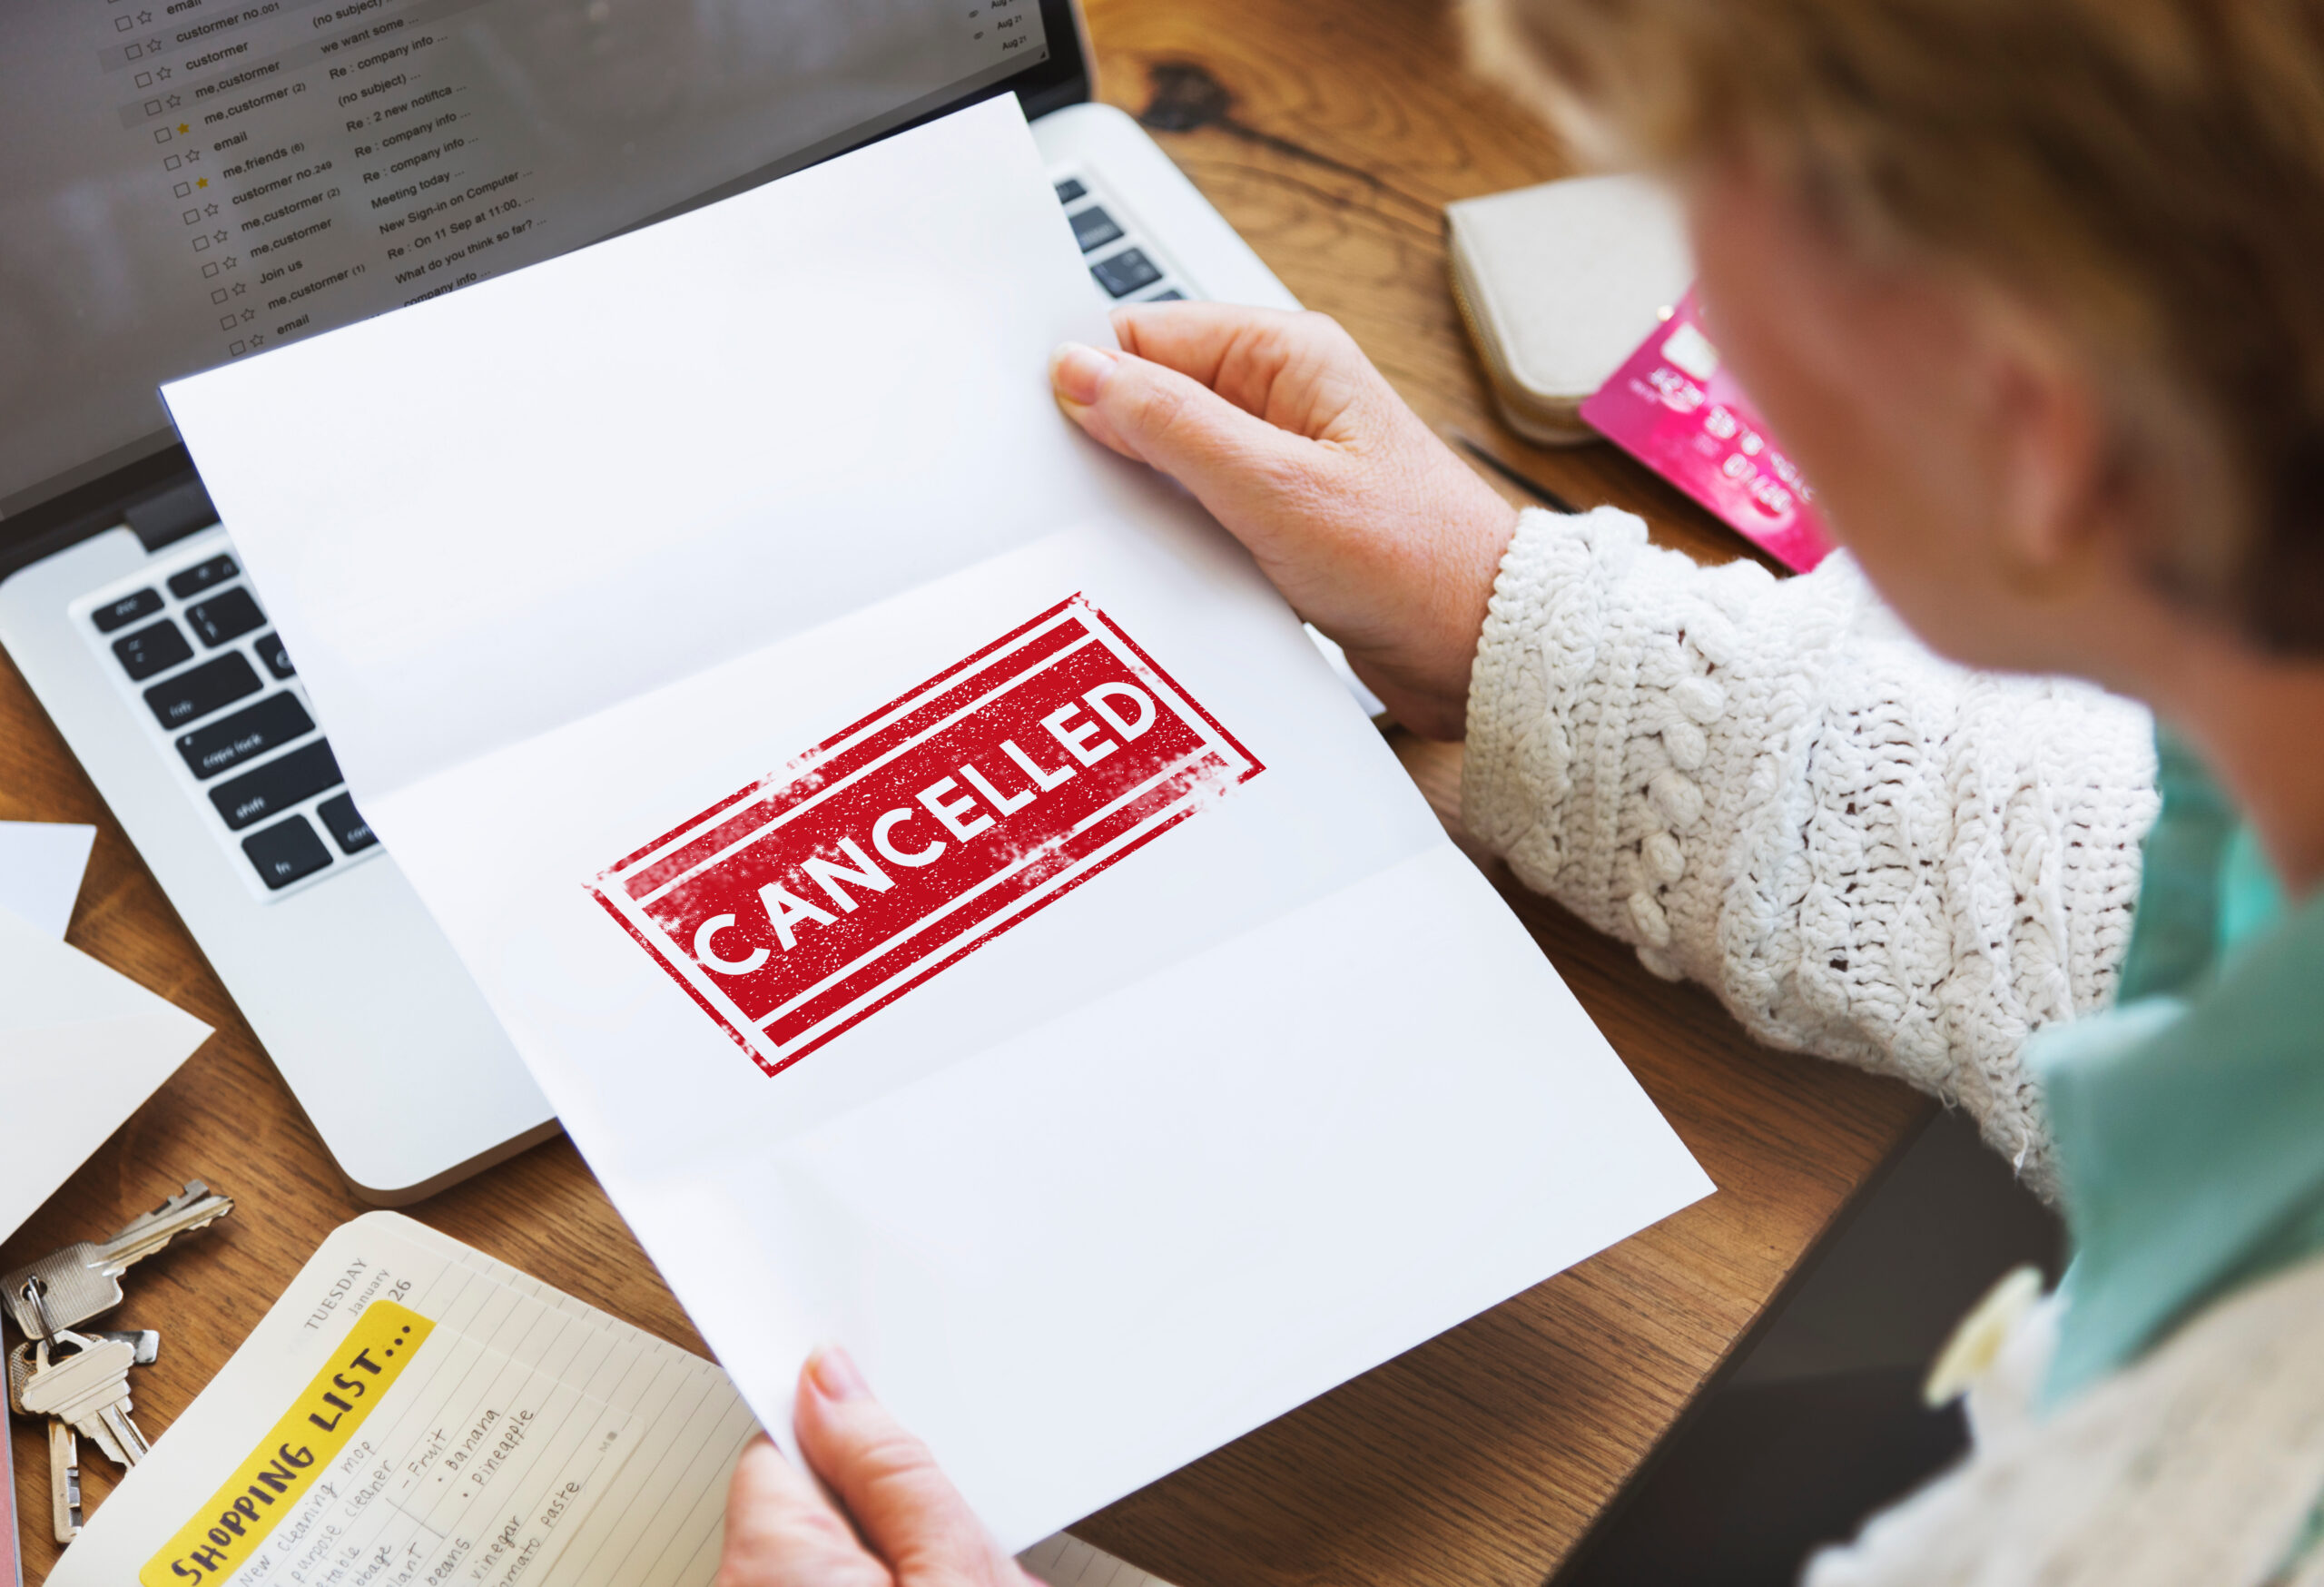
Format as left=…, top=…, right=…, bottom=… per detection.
left=209, top=739, right=342, bottom=830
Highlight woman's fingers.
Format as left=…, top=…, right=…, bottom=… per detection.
left=1050, top=340, right=1302, bottom=471
left=1103, top=300, right=1297, bottom=387
left=1049, top=340, right=1344, bottom=569
left=716, top=1434, right=891, bottom=1587
left=1106, top=304, right=1366, bottom=427
left=1048, top=303, right=1521, bottom=742
left=793, top=1347, right=1026, bottom=1586
left=722, top=1354, right=1029, bottom=1587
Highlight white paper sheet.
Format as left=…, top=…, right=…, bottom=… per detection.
left=0, top=907, right=211, bottom=1244
left=162, top=97, right=1713, bottom=1548
left=0, top=819, right=95, bottom=939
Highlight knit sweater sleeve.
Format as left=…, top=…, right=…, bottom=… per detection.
left=1461, top=508, right=2160, bottom=1198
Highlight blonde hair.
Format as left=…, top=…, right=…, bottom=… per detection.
left=1469, top=0, right=2324, bottom=650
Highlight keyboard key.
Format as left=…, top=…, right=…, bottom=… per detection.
left=186, top=586, right=264, bottom=647
left=317, top=792, right=378, bottom=854
left=1091, top=248, right=1163, bottom=299
left=209, top=739, right=341, bottom=830
left=1069, top=205, right=1124, bottom=253
left=256, top=631, right=295, bottom=679
left=167, top=554, right=238, bottom=599
left=1146, top=288, right=1187, bottom=301
left=241, top=816, right=331, bottom=891
left=92, top=588, right=162, bottom=633
left=112, top=618, right=192, bottom=681
left=1054, top=177, right=1086, bottom=205
left=144, top=651, right=261, bottom=728
left=175, top=692, right=314, bottom=780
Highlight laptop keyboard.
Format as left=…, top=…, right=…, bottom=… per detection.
left=74, top=166, right=1187, bottom=905
left=1051, top=173, right=1187, bottom=304
left=78, top=532, right=377, bottom=901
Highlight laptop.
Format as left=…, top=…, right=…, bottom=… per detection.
left=0, top=0, right=1301, bottom=1203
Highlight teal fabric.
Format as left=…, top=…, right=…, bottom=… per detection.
left=2219, top=823, right=2286, bottom=957
left=2111, top=730, right=2246, bottom=1003
left=2028, top=727, right=2324, bottom=1406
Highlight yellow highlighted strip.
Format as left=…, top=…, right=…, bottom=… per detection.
left=143, top=1299, right=434, bottom=1586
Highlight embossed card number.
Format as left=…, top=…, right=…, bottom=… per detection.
left=592, top=596, right=1265, bottom=1074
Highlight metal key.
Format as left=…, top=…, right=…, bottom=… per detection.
left=20, top=1331, right=151, bottom=1469
left=48, top=1416, right=84, bottom=1543
left=2, top=1180, right=231, bottom=1338
left=9, top=1330, right=159, bottom=1414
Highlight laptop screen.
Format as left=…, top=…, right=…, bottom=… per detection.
left=0, top=0, right=1082, bottom=520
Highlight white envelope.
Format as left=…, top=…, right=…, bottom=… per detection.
left=161, top=97, right=1713, bottom=1547
left=0, top=907, right=211, bottom=1243
left=0, top=819, right=96, bottom=940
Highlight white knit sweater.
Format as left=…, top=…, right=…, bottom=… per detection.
left=1461, top=508, right=2324, bottom=1584
left=1462, top=507, right=2158, bottom=1203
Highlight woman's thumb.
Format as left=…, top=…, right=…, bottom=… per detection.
left=1050, top=341, right=1304, bottom=501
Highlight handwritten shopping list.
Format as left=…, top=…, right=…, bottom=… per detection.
left=146, top=1299, right=633, bottom=1587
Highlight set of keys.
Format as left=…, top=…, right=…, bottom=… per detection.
left=1, top=1180, right=232, bottom=1543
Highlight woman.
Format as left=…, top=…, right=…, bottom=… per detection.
left=717, top=0, right=2324, bottom=1579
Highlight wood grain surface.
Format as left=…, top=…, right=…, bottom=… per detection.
left=1, top=1, right=1926, bottom=1582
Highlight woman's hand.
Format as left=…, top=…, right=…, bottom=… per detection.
left=1050, top=304, right=1520, bottom=740
left=717, top=1348, right=1033, bottom=1587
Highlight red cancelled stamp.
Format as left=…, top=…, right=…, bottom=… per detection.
left=591, top=596, right=1265, bottom=1075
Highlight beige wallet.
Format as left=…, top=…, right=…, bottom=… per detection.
left=1446, top=173, right=1694, bottom=445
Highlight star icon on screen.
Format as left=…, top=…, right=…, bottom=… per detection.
left=157, top=65, right=172, bottom=79
left=196, top=177, right=207, bottom=188
left=222, top=255, right=238, bottom=267
left=167, top=95, right=182, bottom=108
left=137, top=10, right=153, bottom=22
left=231, top=282, right=245, bottom=295
left=204, top=203, right=217, bottom=215
left=212, top=230, right=226, bottom=242
left=176, top=122, right=189, bottom=133
left=241, top=309, right=255, bottom=322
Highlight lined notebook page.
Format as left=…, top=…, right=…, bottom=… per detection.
left=396, top=1214, right=761, bottom=1583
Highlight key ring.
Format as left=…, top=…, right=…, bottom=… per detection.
left=20, top=1277, right=59, bottom=1344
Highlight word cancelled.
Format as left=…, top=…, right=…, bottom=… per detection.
left=593, top=596, right=1264, bottom=1074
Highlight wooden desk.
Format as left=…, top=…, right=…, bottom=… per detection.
left=0, top=1, right=1928, bottom=1581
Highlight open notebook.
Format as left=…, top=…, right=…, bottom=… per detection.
left=50, top=1213, right=1170, bottom=1587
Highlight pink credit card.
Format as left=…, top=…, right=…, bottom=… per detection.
left=1580, top=285, right=1835, bottom=572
